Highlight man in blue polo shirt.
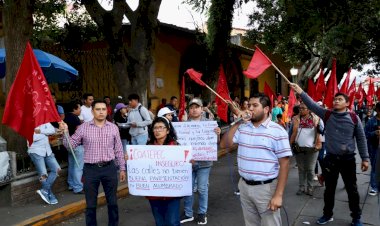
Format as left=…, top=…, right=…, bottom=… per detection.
left=221, top=93, right=292, bottom=226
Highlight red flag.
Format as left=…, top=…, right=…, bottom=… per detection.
left=178, top=76, right=185, bottom=121
left=287, top=89, right=296, bottom=118
left=376, top=86, right=380, bottom=101
left=264, top=82, right=276, bottom=108
left=349, top=92, right=356, bottom=110
left=356, top=83, right=365, bottom=107
left=315, top=68, right=326, bottom=101
left=339, top=68, right=351, bottom=94
left=185, top=68, right=206, bottom=86
left=243, top=46, right=272, bottom=79
left=323, top=59, right=338, bottom=109
left=2, top=42, right=61, bottom=145
left=307, top=78, right=316, bottom=101
left=367, top=80, right=375, bottom=106
left=347, top=77, right=356, bottom=97
left=215, top=65, right=232, bottom=122
left=277, top=95, right=283, bottom=102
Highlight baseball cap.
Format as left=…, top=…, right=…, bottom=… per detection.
left=157, top=107, right=175, bottom=117
left=115, top=103, right=128, bottom=111
left=189, top=98, right=203, bottom=107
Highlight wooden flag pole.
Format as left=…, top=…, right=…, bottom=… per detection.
left=271, top=63, right=292, bottom=84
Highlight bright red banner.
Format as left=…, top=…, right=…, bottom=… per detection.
left=2, top=42, right=61, bottom=145
left=307, top=78, right=316, bottom=101
left=339, top=68, right=351, bottom=94
left=315, top=68, right=326, bottom=102
left=323, top=59, right=338, bottom=109
left=287, top=89, right=296, bottom=118
left=264, top=82, right=276, bottom=109
left=185, top=68, right=206, bottom=86
left=178, top=76, right=185, bottom=121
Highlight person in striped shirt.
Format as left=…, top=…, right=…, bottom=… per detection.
left=221, top=93, right=292, bottom=226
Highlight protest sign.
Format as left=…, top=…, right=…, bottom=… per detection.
left=172, top=121, right=218, bottom=161
left=126, top=145, right=192, bottom=197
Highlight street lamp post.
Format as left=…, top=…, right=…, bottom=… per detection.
left=290, top=67, right=299, bottom=83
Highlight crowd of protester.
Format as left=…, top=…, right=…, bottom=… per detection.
left=27, top=88, right=380, bottom=226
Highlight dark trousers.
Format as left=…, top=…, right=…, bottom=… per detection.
left=149, top=198, right=181, bottom=226
left=323, top=154, right=361, bottom=219
left=84, top=162, right=119, bottom=226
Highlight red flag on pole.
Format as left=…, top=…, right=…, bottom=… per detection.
left=264, top=82, right=276, bottom=108
left=315, top=68, right=326, bottom=102
left=323, top=59, right=338, bottom=109
left=287, top=89, right=296, bottom=118
left=347, top=77, right=356, bottom=97
left=367, top=80, right=375, bottom=106
left=243, top=46, right=273, bottom=79
left=185, top=68, right=206, bottom=86
left=178, top=76, right=185, bottom=121
left=339, top=68, right=351, bottom=94
left=307, top=78, right=316, bottom=101
left=376, top=85, right=380, bottom=101
left=2, top=42, right=61, bottom=145
left=356, top=83, right=365, bottom=108
left=215, top=65, right=232, bottom=122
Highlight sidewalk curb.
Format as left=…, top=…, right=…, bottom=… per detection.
left=16, top=146, right=237, bottom=226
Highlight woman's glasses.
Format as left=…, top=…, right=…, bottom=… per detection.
left=153, top=126, right=167, bottom=132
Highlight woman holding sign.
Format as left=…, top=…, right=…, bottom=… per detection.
left=146, top=116, right=181, bottom=226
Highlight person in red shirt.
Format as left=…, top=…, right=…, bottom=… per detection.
left=146, top=117, right=181, bottom=226
left=104, top=96, right=113, bottom=122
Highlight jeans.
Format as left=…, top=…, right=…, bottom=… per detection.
left=369, top=147, right=378, bottom=191
left=183, top=165, right=211, bottom=217
left=121, top=139, right=128, bottom=152
left=131, top=133, right=148, bottom=145
left=315, top=143, right=326, bottom=174
left=29, top=152, right=60, bottom=192
left=68, top=145, right=84, bottom=193
left=295, top=149, right=319, bottom=190
left=323, top=154, right=361, bottom=219
left=84, top=161, right=119, bottom=226
left=149, top=198, right=181, bottom=226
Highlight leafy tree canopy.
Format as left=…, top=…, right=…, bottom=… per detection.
left=246, top=0, right=380, bottom=73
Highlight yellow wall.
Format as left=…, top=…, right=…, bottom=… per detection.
left=149, top=40, right=181, bottom=112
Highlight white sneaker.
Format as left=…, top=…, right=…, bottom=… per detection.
left=313, top=175, right=318, bottom=181
left=368, top=189, right=378, bottom=196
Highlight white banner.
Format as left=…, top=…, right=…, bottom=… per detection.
left=126, top=145, right=192, bottom=197
left=172, top=121, right=218, bottom=161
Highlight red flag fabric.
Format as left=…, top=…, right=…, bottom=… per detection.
left=339, top=68, right=351, bottom=94
left=243, top=46, right=272, bottom=79
left=323, top=59, right=338, bottom=109
left=348, top=92, right=356, bottom=110
left=178, top=76, right=185, bottom=121
left=287, top=89, right=296, bottom=118
left=215, top=65, right=232, bottom=122
left=347, top=78, right=356, bottom=97
left=2, top=42, right=61, bottom=145
left=264, top=82, right=276, bottom=108
left=315, top=68, right=326, bottom=102
left=367, top=80, right=375, bottom=106
left=185, top=68, right=206, bottom=86
left=307, top=78, right=316, bottom=101
left=277, top=95, right=283, bottom=102
left=356, top=83, right=365, bottom=108
left=376, top=86, right=380, bottom=101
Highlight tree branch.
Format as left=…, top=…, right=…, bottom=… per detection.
left=81, top=0, right=108, bottom=28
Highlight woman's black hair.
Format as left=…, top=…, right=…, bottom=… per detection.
left=113, top=108, right=126, bottom=123
left=147, top=117, right=178, bottom=145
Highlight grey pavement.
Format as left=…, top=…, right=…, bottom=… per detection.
left=56, top=152, right=380, bottom=226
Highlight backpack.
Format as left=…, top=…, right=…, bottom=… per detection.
left=137, top=105, right=151, bottom=130
left=322, top=110, right=358, bottom=135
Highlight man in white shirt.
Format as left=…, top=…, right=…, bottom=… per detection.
left=28, top=123, right=61, bottom=205
left=80, top=93, right=94, bottom=122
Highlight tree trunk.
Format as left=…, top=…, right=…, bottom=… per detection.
left=83, top=0, right=161, bottom=106
left=1, top=0, right=34, bottom=153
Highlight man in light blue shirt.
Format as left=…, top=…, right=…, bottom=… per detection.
left=28, top=123, right=61, bottom=205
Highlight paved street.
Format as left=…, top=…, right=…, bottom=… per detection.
left=57, top=152, right=380, bottom=226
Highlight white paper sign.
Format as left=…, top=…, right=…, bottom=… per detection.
left=126, top=145, right=192, bottom=197
left=172, top=121, right=218, bottom=161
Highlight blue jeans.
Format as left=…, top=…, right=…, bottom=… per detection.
left=84, top=161, right=119, bottom=226
left=67, top=145, right=84, bottom=193
left=369, top=148, right=378, bottom=191
left=121, top=139, right=128, bottom=152
left=131, top=133, right=148, bottom=145
left=183, top=165, right=211, bottom=217
left=149, top=198, right=181, bottom=226
left=29, top=152, right=60, bottom=191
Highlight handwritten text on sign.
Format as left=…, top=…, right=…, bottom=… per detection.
left=126, top=145, right=192, bottom=197
left=172, top=121, right=218, bottom=161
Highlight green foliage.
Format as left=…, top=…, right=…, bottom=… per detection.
left=247, top=0, right=380, bottom=71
